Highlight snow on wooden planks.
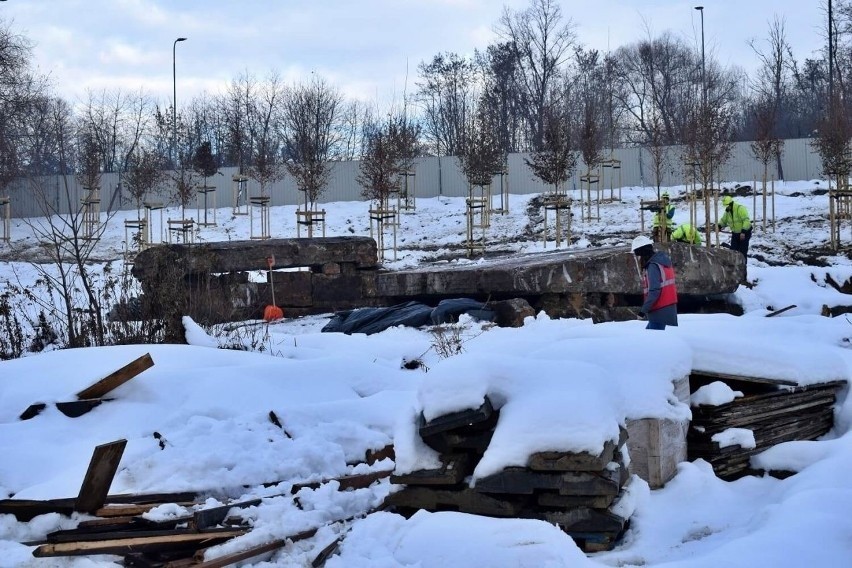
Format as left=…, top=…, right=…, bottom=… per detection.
left=386, top=397, right=634, bottom=552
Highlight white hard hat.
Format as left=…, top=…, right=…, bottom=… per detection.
left=631, top=235, right=654, bottom=252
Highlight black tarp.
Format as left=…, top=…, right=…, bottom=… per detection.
left=322, top=299, right=495, bottom=335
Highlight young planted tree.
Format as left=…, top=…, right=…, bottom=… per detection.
left=282, top=76, right=343, bottom=209
left=459, top=103, right=504, bottom=189
left=358, top=121, right=398, bottom=204
left=525, top=101, right=577, bottom=192
left=125, top=148, right=165, bottom=217
left=750, top=98, right=784, bottom=186
left=192, top=141, right=218, bottom=187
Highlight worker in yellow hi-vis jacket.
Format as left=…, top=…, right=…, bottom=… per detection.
left=719, top=195, right=752, bottom=257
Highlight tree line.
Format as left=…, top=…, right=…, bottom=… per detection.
left=1, top=0, right=851, bottom=208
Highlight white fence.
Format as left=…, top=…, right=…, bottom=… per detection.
left=5, top=138, right=824, bottom=219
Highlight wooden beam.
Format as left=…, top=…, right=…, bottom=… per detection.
left=0, top=498, right=76, bottom=521
left=76, top=439, right=128, bottom=514
left=32, top=529, right=246, bottom=557
left=76, top=353, right=154, bottom=400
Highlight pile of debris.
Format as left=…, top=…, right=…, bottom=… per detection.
left=688, top=370, right=847, bottom=479
left=385, top=397, right=636, bottom=552
left=3, top=353, right=394, bottom=566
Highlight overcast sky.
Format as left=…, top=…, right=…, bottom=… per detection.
left=1, top=0, right=828, bottom=108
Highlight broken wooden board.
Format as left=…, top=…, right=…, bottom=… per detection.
left=75, top=352, right=155, bottom=400
left=32, top=528, right=246, bottom=557
left=385, top=486, right=528, bottom=517
left=390, top=454, right=471, bottom=486
left=474, top=464, right=626, bottom=496
left=290, top=469, right=393, bottom=494
left=76, top=439, right=128, bottom=514
left=418, top=397, right=495, bottom=438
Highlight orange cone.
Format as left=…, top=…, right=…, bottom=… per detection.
left=263, top=255, right=284, bottom=322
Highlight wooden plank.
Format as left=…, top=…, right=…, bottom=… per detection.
left=385, top=486, right=528, bottom=517
left=418, top=397, right=494, bottom=438
left=291, top=469, right=393, bottom=494
left=538, top=506, right=627, bottom=533
left=0, top=498, right=76, bottom=521
left=766, top=304, right=797, bottom=317
left=75, top=352, right=154, bottom=400
left=690, top=369, right=799, bottom=387
left=312, top=535, right=344, bottom=567
left=527, top=429, right=626, bottom=472
left=536, top=492, right=615, bottom=509
left=44, top=528, right=240, bottom=544
left=193, top=498, right=261, bottom=529
left=105, top=491, right=200, bottom=505
left=76, top=439, right=128, bottom=514
left=192, top=528, right=318, bottom=567
left=474, top=465, right=624, bottom=496
left=390, top=455, right=471, bottom=486
left=32, top=529, right=246, bottom=557
left=93, top=503, right=194, bottom=518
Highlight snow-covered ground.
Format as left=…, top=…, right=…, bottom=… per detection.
left=1, top=180, right=852, bottom=567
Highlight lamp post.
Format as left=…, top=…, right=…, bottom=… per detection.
left=694, top=6, right=705, bottom=108
left=172, top=37, right=187, bottom=167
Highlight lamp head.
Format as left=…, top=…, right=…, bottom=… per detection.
left=694, top=6, right=703, bottom=11
left=176, top=37, right=187, bottom=42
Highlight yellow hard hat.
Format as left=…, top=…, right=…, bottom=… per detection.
left=722, top=195, right=733, bottom=206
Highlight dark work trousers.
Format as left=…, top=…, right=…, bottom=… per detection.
left=730, top=228, right=752, bottom=258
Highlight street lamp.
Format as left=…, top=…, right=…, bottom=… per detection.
left=694, top=6, right=705, bottom=108
left=172, top=37, right=187, bottom=166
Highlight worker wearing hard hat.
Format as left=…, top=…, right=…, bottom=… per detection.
left=651, top=191, right=676, bottom=242
left=671, top=222, right=702, bottom=245
left=719, top=195, right=752, bottom=257
left=631, top=235, right=678, bottom=330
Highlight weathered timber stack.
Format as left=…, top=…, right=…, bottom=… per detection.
left=688, top=371, right=847, bottom=480
left=386, top=397, right=636, bottom=552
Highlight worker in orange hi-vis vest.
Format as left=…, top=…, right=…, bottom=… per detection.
left=631, top=235, right=678, bottom=330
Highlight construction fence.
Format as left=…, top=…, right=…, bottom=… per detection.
left=4, top=137, right=825, bottom=219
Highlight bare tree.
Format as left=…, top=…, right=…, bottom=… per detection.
left=475, top=42, right=524, bottom=153
left=282, top=76, right=344, bottom=207
left=0, top=19, right=43, bottom=188
left=496, top=0, right=576, bottom=151
left=612, top=31, right=699, bottom=145
left=416, top=52, right=478, bottom=156
left=748, top=16, right=790, bottom=178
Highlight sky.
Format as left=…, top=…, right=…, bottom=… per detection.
left=0, top=0, right=829, bottom=108
left=2, top=179, right=852, bottom=565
